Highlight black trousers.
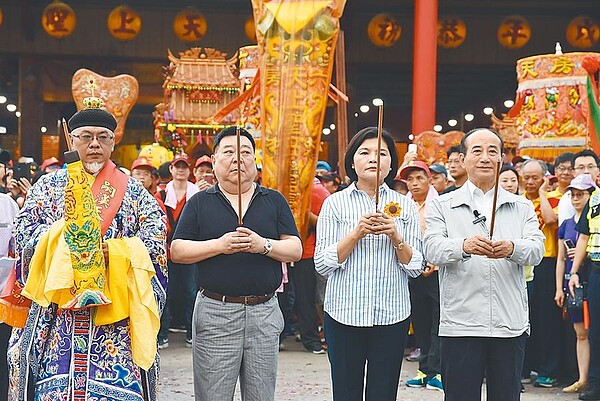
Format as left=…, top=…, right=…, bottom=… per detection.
left=588, top=267, right=600, bottom=389
left=408, top=272, right=441, bottom=377
left=324, top=313, right=409, bottom=401
left=289, top=258, right=321, bottom=350
left=441, top=334, right=526, bottom=401
left=530, top=257, right=563, bottom=378
left=0, top=323, right=10, bottom=401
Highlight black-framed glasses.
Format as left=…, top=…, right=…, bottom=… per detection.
left=555, top=166, right=573, bottom=173
left=71, top=133, right=114, bottom=145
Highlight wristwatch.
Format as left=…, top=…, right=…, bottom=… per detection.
left=262, top=238, right=273, bottom=255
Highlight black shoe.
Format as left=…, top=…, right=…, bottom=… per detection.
left=579, top=387, right=600, bottom=401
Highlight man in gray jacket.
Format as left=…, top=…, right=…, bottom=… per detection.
left=424, top=128, right=545, bottom=401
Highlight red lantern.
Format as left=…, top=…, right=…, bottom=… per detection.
left=497, top=15, right=531, bottom=49
left=42, top=1, right=76, bottom=39
left=107, top=5, right=141, bottom=41
left=173, top=7, right=207, bottom=43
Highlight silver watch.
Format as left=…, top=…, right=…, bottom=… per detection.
left=262, top=238, right=273, bottom=255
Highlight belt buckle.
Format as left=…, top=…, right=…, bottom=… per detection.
left=243, top=296, right=250, bottom=305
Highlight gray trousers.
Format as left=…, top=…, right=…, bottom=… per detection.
left=192, top=292, right=284, bottom=401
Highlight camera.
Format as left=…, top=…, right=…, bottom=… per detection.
left=13, top=162, right=32, bottom=182
left=567, top=285, right=585, bottom=311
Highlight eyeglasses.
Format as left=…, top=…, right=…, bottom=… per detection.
left=574, top=164, right=599, bottom=173
left=71, top=133, right=114, bottom=145
left=555, top=166, right=573, bottom=173
left=571, top=191, right=591, bottom=199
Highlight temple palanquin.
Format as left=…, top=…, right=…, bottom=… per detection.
left=153, top=47, right=241, bottom=153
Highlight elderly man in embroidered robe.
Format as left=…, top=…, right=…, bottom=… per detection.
left=7, top=107, right=167, bottom=401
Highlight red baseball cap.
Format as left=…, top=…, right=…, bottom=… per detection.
left=41, top=157, right=61, bottom=171
left=171, top=156, right=191, bottom=167
left=194, top=155, right=212, bottom=168
left=131, top=157, right=153, bottom=171
left=398, top=161, right=431, bottom=180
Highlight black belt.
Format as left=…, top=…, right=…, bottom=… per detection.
left=201, top=288, right=274, bottom=305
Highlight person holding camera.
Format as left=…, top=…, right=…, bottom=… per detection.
left=555, top=174, right=595, bottom=393
left=155, top=156, right=199, bottom=349
left=194, top=154, right=215, bottom=191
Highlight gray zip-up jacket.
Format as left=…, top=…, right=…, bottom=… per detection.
left=424, top=183, right=545, bottom=337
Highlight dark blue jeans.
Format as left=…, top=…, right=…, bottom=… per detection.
left=588, top=267, right=600, bottom=388
left=159, top=260, right=197, bottom=340
left=441, top=334, right=526, bottom=401
left=324, top=313, right=409, bottom=401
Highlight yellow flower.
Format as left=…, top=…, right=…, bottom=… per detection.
left=384, top=201, right=402, bottom=218
left=105, top=339, right=118, bottom=357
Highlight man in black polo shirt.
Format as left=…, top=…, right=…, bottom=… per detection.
left=171, top=127, right=302, bottom=401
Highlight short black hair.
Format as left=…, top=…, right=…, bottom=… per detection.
left=572, top=149, right=600, bottom=169
left=213, top=126, right=255, bottom=152
left=459, top=128, right=505, bottom=155
left=158, top=162, right=172, bottom=180
left=151, top=167, right=159, bottom=179
left=447, top=146, right=461, bottom=158
left=500, top=165, right=519, bottom=179
left=344, top=126, right=399, bottom=187
left=554, top=152, right=574, bottom=167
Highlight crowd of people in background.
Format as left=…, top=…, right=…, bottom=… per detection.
left=1, top=125, right=600, bottom=401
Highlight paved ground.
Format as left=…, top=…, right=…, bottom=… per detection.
left=158, top=332, right=581, bottom=400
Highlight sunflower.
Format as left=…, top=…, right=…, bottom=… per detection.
left=384, top=201, right=402, bottom=218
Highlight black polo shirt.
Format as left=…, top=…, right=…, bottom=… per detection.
left=172, top=184, right=299, bottom=296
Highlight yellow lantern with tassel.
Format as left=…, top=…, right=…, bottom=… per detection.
left=497, top=15, right=531, bottom=49
left=368, top=13, right=401, bottom=48
left=437, top=16, right=467, bottom=48
left=173, top=7, right=207, bottom=42
left=42, top=1, right=76, bottom=39
left=107, top=5, right=141, bottom=41
left=566, top=16, right=600, bottom=49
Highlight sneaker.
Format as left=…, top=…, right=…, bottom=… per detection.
left=578, top=386, right=600, bottom=400
left=426, top=374, right=444, bottom=392
left=279, top=343, right=286, bottom=351
left=312, top=347, right=326, bottom=355
left=406, top=348, right=422, bottom=362
left=185, top=338, right=193, bottom=348
left=158, top=338, right=169, bottom=349
left=534, top=377, right=558, bottom=388
left=406, top=370, right=428, bottom=388
left=521, top=384, right=525, bottom=393
left=521, top=376, right=532, bottom=384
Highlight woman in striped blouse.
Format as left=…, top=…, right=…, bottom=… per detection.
left=315, top=127, right=423, bottom=401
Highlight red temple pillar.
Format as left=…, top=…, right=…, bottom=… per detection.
left=412, top=0, right=438, bottom=136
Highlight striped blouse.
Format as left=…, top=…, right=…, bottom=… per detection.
left=315, top=182, right=423, bottom=327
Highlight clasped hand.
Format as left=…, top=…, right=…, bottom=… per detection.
left=356, top=212, right=401, bottom=241
left=221, top=226, right=263, bottom=254
left=463, top=236, right=513, bottom=259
